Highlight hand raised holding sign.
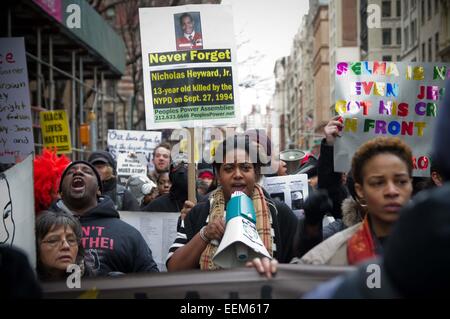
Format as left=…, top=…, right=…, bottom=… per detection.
left=324, top=116, right=344, bottom=146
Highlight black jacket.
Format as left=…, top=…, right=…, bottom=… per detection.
left=293, top=139, right=351, bottom=258
left=102, top=178, right=140, bottom=211
left=317, top=139, right=349, bottom=219
left=142, top=192, right=205, bottom=212
left=182, top=193, right=299, bottom=263
left=53, top=197, right=159, bottom=276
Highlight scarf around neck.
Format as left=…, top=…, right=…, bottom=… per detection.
left=199, top=184, right=273, bottom=270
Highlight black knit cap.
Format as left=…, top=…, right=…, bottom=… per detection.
left=383, top=186, right=450, bottom=297
left=58, top=160, right=103, bottom=193
left=87, top=150, right=116, bottom=170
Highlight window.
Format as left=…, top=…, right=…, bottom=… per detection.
left=396, top=0, right=401, bottom=17
left=382, top=28, right=392, bottom=45
left=421, top=0, right=425, bottom=25
left=428, top=37, right=432, bottom=62
left=411, top=0, right=416, bottom=8
left=382, top=1, right=392, bottom=17
left=396, top=55, right=401, bottom=61
left=404, top=27, right=409, bottom=49
left=383, top=55, right=392, bottom=61
left=427, top=0, right=432, bottom=20
left=435, top=33, right=440, bottom=60
left=411, top=19, right=417, bottom=45
left=404, top=0, right=409, bottom=15
left=397, top=27, right=402, bottom=45
left=435, top=0, right=439, bottom=14
left=422, top=42, right=426, bottom=61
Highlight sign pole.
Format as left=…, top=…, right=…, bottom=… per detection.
left=188, top=127, right=197, bottom=204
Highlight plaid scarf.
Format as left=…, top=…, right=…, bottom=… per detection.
left=199, top=185, right=273, bottom=270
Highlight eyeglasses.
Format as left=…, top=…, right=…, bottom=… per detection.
left=41, top=237, right=79, bottom=248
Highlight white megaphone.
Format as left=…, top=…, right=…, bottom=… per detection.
left=212, top=191, right=272, bottom=268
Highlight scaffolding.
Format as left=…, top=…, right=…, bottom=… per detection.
left=3, top=0, right=125, bottom=160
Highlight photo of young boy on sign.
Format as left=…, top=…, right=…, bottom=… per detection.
left=174, top=12, right=203, bottom=51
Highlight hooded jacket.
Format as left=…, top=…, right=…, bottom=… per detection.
left=53, top=196, right=159, bottom=276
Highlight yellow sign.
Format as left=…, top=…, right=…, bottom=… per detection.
left=39, top=110, right=72, bottom=154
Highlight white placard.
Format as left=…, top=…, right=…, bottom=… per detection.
left=116, top=153, right=148, bottom=185
left=139, top=4, right=239, bottom=129
left=0, top=37, right=34, bottom=163
left=107, top=129, right=161, bottom=162
left=262, top=174, right=309, bottom=218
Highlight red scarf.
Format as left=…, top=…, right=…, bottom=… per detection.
left=347, top=216, right=377, bottom=265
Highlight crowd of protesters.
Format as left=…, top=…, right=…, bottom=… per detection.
left=1, top=80, right=450, bottom=299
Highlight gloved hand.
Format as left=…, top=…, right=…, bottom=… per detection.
left=303, top=189, right=333, bottom=225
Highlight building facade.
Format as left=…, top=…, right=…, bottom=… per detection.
left=401, top=0, right=450, bottom=62
left=311, top=0, right=331, bottom=135
left=329, top=0, right=360, bottom=115
left=360, top=0, right=402, bottom=61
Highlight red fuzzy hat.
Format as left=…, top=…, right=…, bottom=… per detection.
left=34, top=149, right=70, bottom=214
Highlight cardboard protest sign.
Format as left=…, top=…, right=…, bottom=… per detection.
left=120, top=211, right=179, bottom=272
left=0, top=154, right=36, bottom=268
left=107, top=129, right=161, bottom=162
left=0, top=37, right=34, bottom=163
left=262, top=174, right=309, bottom=218
left=139, top=5, right=239, bottom=129
left=116, top=153, right=148, bottom=186
left=39, top=110, right=72, bottom=154
left=334, top=61, right=450, bottom=176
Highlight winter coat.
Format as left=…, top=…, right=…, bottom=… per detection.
left=293, top=196, right=365, bottom=265
left=323, top=197, right=364, bottom=239
left=53, top=197, right=159, bottom=276
left=295, top=196, right=363, bottom=258
left=295, top=223, right=362, bottom=266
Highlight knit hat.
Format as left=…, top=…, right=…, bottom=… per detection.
left=58, top=160, right=103, bottom=193
left=197, top=161, right=214, bottom=179
left=126, top=175, right=156, bottom=205
left=199, top=170, right=214, bottom=180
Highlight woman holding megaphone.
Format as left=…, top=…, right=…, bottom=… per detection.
left=166, top=135, right=299, bottom=271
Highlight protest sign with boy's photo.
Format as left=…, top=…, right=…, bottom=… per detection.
left=139, top=5, right=239, bottom=129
